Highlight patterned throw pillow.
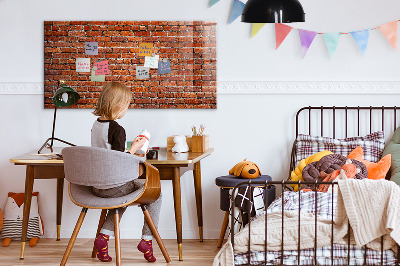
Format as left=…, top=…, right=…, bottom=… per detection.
left=294, top=131, right=385, bottom=166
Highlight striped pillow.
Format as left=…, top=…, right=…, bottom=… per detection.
left=294, top=131, right=385, bottom=167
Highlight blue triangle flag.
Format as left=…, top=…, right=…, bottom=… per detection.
left=351, top=29, right=370, bottom=55
left=229, top=0, right=245, bottom=23
left=323, top=33, right=341, bottom=58
left=209, top=0, right=220, bottom=7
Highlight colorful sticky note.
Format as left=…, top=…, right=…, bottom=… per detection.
left=85, top=42, right=98, bottom=55
left=136, top=66, right=150, bottom=80
left=158, top=60, right=172, bottom=74
left=144, top=55, right=159, bottom=68
left=209, top=0, right=220, bottom=7
left=94, top=60, right=109, bottom=75
left=91, top=66, right=105, bottom=82
left=139, top=43, right=154, bottom=57
left=76, top=58, right=90, bottom=72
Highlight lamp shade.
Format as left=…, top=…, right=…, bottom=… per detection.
left=241, top=0, right=305, bottom=23
left=53, top=84, right=80, bottom=108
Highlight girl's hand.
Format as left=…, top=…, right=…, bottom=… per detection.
left=134, top=148, right=149, bottom=157
left=128, top=137, right=147, bottom=155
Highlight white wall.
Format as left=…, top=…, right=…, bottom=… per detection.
left=1, top=0, right=400, bottom=239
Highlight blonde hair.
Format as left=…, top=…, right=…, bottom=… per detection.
left=93, top=82, right=132, bottom=120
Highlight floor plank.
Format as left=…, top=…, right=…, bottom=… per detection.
left=0, top=239, right=221, bottom=265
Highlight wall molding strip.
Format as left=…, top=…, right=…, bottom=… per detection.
left=1, top=81, right=400, bottom=95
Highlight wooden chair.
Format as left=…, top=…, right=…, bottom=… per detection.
left=60, top=146, right=171, bottom=265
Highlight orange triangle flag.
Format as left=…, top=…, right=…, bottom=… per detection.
left=378, top=21, right=397, bottom=50
left=275, top=23, right=293, bottom=49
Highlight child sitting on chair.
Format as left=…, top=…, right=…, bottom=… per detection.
left=91, top=82, right=162, bottom=263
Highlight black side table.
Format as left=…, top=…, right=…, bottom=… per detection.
left=215, top=175, right=275, bottom=248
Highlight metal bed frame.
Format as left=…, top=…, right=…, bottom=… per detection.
left=230, top=106, right=400, bottom=266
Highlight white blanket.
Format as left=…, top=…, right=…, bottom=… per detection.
left=213, top=179, right=400, bottom=266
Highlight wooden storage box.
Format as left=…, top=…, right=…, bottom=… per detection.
left=167, top=135, right=192, bottom=151
left=191, top=135, right=209, bottom=153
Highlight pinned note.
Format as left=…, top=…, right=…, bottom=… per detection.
left=139, top=43, right=154, bottom=56
left=158, top=59, right=172, bottom=74
left=94, top=60, right=109, bottom=75
left=144, top=55, right=159, bottom=68
left=85, top=42, right=98, bottom=55
left=136, top=66, right=150, bottom=79
left=76, top=58, right=90, bottom=72
left=91, top=66, right=105, bottom=82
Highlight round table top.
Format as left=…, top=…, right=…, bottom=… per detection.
left=215, top=175, right=272, bottom=188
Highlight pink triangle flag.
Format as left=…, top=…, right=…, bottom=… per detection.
left=298, top=29, right=317, bottom=58
left=378, top=21, right=398, bottom=50
left=275, top=23, right=293, bottom=49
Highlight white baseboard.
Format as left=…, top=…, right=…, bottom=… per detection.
left=1, top=81, right=400, bottom=95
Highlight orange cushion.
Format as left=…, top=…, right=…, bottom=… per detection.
left=347, top=146, right=391, bottom=180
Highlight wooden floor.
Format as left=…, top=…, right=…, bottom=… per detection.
left=0, top=239, right=221, bottom=265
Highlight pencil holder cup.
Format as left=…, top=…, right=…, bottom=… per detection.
left=191, top=135, right=209, bottom=153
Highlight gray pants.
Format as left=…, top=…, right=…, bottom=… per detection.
left=92, top=180, right=162, bottom=240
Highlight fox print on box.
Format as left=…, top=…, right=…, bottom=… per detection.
left=1, top=192, right=44, bottom=247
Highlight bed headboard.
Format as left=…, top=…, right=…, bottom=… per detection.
left=290, top=106, right=400, bottom=178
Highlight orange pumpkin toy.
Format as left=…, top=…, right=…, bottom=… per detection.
left=229, top=159, right=261, bottom=179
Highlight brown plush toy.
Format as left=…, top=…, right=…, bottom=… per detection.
left=229, top=159, right=261, bottom=179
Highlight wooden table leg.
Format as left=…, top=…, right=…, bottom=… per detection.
left=217, top=211, right=230, bottom=248
left=20, top=165, right=35, bottom=259
left=172, top=167, right=183, bottom=261
left=56, top=178, right=64, bottom=241
left=193, top=161, right=203, bottom=242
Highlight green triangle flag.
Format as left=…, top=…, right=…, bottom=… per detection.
left=323, top=33, right=341, bottom=58
left=251, top=23, right=266, bottom=38
left=209, top=0, right=220, bottom=7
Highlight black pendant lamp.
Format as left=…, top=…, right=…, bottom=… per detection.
left=241, top=0, right=305, bottom=23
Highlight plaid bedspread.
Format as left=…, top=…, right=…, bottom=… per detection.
left=234, top=191, right=397, bottom=265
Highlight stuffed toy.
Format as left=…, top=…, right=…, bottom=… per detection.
left=1, top=192, right=44, bottom=247
left=289, top=150, right=333, bottom=191
left=348, top=146, right=391, bottom=180
left=229, top=159, right=261, bottom=179
left=172, top=135, right=189, bottom=153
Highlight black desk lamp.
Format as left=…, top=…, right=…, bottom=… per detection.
left=38, top=81, right=80, bottom=154
left=241, top=0, right=305, bottom=23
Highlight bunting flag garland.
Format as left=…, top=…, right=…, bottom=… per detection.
left=298, top=29, right=317, bottom=58
left=323, top=33, right=341, bottom=58
left=251, top=23, right=266, bottom=38
left=275, top=23, right=293, bottom=49
left=207, top=3, right=400, bottom=57
left=351, top=29, right=370, bottom=55
left=378, top=21, right=398, bottom=50
left=229, top=0, right=245, bottom=24
left=209, top=0, right=220, bottom=7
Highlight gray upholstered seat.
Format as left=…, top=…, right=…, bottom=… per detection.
left=60, top=146, right=170, bottom=265
left=69, top=181, right=144, bottom=208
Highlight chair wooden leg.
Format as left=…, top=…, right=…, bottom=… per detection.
left=92, top=209, right=108, bottom=258
left=60, top=208, right=88, bottom=266
left=217, top=211, right=230, bottom=248
left=114, top=210, right=121, bottom=266
left=141, top=205, right=171, bottom=263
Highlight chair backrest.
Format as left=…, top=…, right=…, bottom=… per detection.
left=62, top=146, right=145, bottom=187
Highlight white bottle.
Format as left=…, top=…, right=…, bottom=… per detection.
left=136, top=129, right=150, bottom=154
